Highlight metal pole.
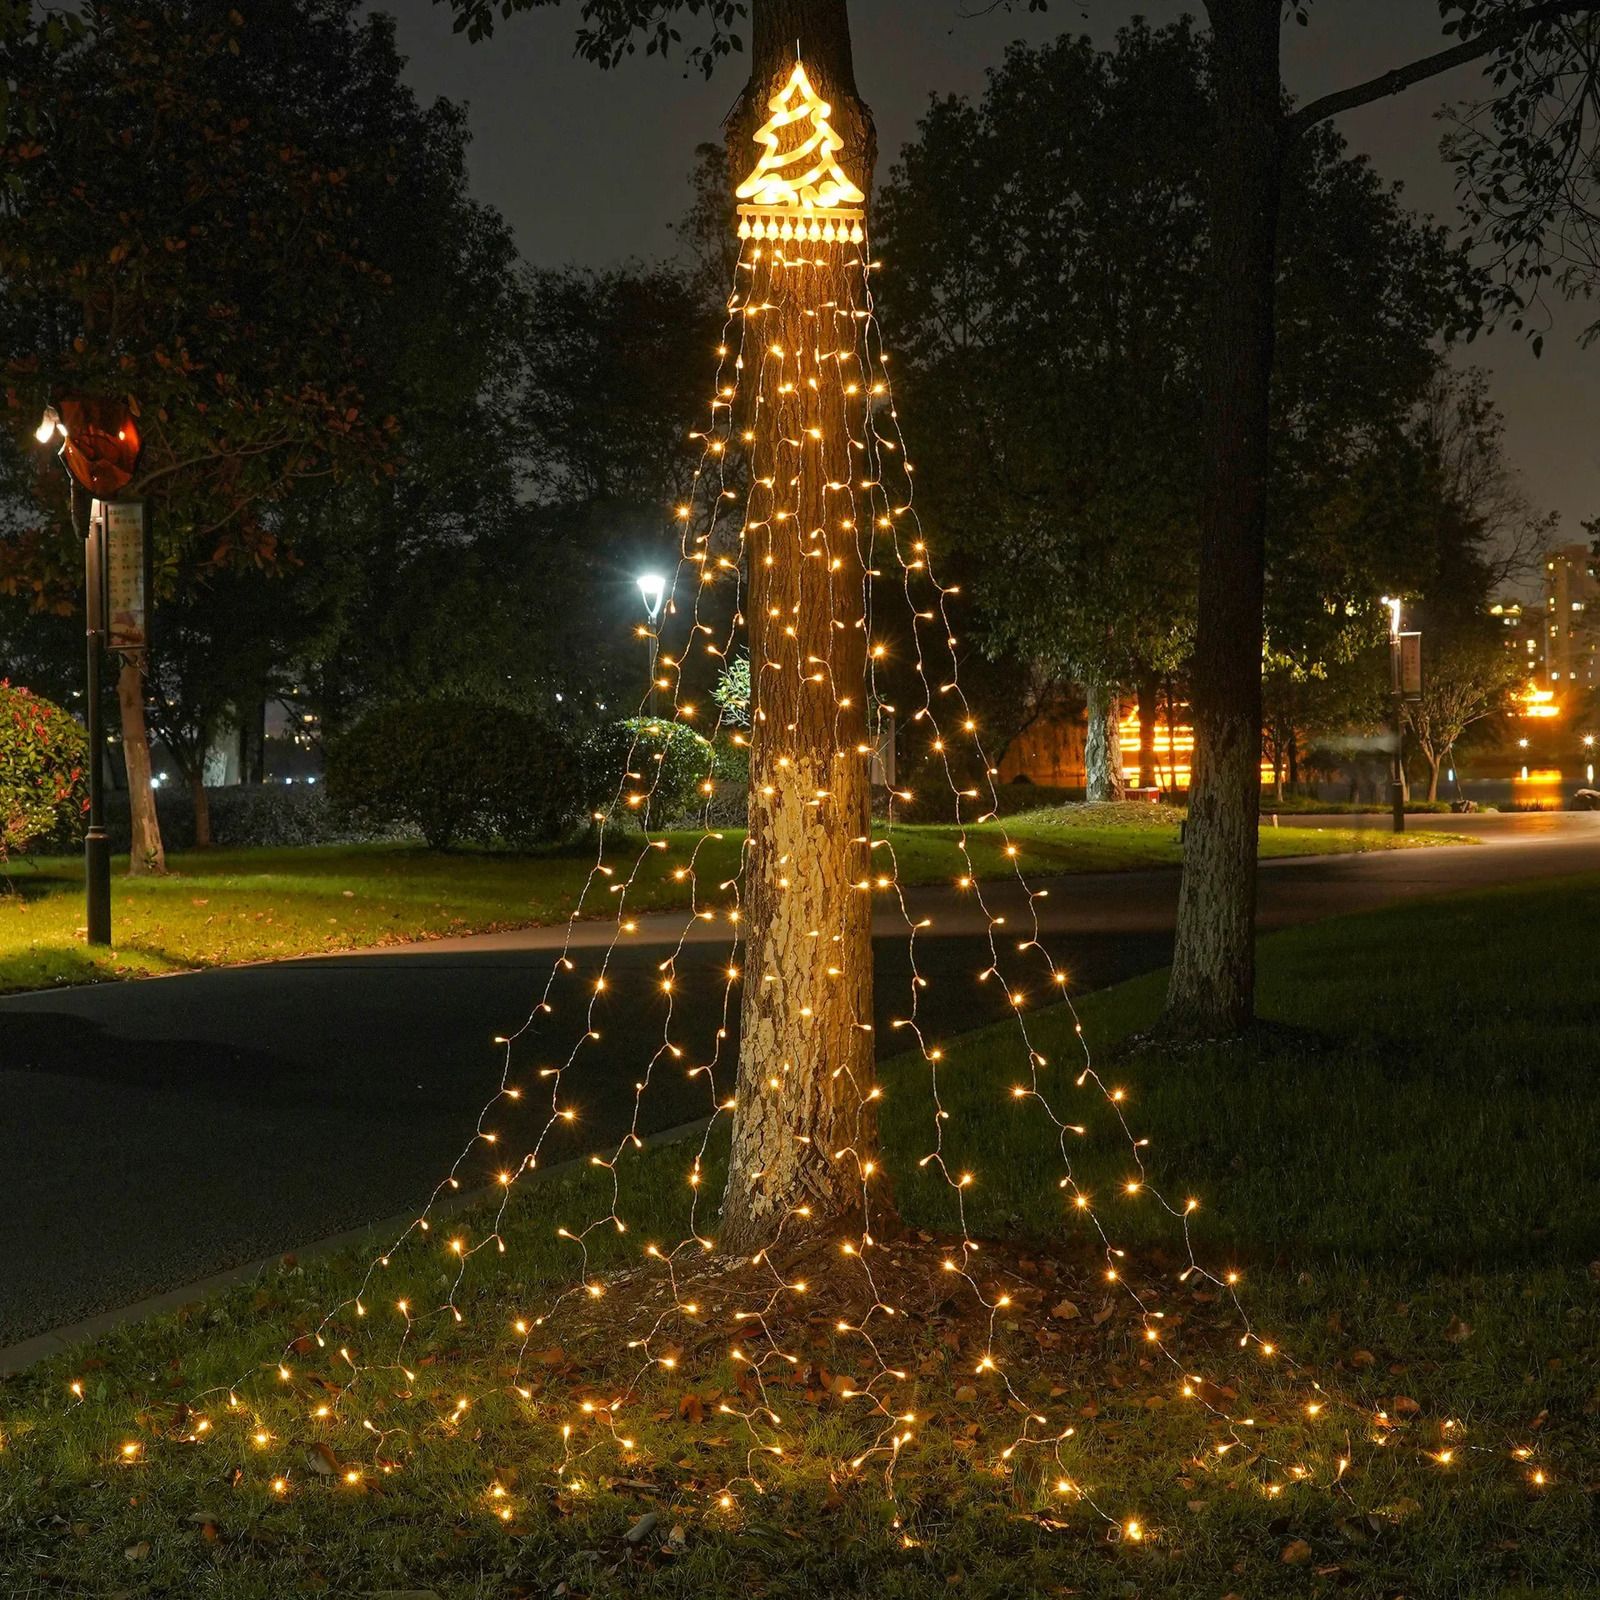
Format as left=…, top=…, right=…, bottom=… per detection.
left=79, top=485, right=111, bottom=944
left=1391, top=688, right=1405, bottom=835
left=1389, top=631, right=1405, bottom=835
left=647, top=627, right=660, bottom=720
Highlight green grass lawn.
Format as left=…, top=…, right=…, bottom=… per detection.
left=0, top=803, right=1462, bottom=995
left=2, top=873, right=1591, bottom=1598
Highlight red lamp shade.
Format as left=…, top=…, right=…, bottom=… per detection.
left=55, top=396, right=142, bottom=496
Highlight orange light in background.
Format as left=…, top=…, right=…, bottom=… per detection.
left=1519, top=683, right=1562, bottom=720
left=1117, top=707, right=1274, bottom=789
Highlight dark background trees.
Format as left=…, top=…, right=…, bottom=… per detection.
left=873, top=21, right=1487, bottom=812
left=0, top=0, right=536, bottom=864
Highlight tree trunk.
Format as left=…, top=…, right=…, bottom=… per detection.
left=192, top=768, right=212, bottom=848
left=719, top=0, right=879, bottom=1256
left=1136, top=673, right=1159, bottom=790
left=1425, top=752, right=1441, bottom=803
left=1287, top=729, right=1299, bottom=795
left=1271, top=740, right=1284, bottom=803
left=1083, top=674, right=1127, bottom=803
left=117, top=658, right=166, bottom=874
left=1163, top=0, right=1281, bottom=1038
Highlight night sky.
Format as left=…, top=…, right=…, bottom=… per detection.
left=378, top=0, right=1599, bottom=579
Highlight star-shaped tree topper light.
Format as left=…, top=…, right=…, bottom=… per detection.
left=736, top=60, right=866, bottom=243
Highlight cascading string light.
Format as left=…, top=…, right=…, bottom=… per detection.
left=105, top=53, right=1535, bottom=1540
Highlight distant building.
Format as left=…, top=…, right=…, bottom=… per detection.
left=1492, top=543, right=1600, bottom=696
left=1542, top=543, right=1600, bottom=691
left=1490, top=599, right=1538, bottom=675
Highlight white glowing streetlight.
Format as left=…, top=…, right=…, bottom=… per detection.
left=636, top=572, right=668, bottom=712
left=636, top=572, right=667, bottom=624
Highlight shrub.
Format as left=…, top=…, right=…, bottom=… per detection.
left=599, top=717, right=717, bottom=827
left=712, top=655, right=751, bottom=727
left=0, top=682, right=88, bottom=857
left=326, top=697, right=602, bottom=851
left=99, top=783, right=406, bottom=852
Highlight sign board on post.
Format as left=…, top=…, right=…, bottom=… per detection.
left=93, top=499, right=149, bottom=654
left=1399, top=631, right=1422, bottom=701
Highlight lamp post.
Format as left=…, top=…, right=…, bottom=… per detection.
left=1383, top=596, right=1406, bottom=834
left=34, top=396, right=143, bottom=947
left=1382, top=597, right=1422, bottom=833
left=637, top=572, right=667, bottom=716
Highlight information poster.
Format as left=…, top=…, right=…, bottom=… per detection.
left=1399, top=631, right=1422, bottom=701
left=97, top=499, right=148, bottom=653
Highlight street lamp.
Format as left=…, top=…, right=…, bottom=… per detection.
left=637, top=572, right=667, bottom=713
left=33, top=395, right=143, bottom=947
left=1381, top=596, right=1408, bottom=834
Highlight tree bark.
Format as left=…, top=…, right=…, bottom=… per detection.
left=1083, top=674, right=1127, bottom=803
left=1163, top=0, right=1281, bottom=1037
left=719, top=0, right=879, bottom=1256
left=1135, top=672, right=1159, bottom=790
left=116, top=658, right=166, bottom=874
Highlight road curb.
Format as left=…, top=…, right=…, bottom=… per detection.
left=0, top=1114, right=714, bottom=1377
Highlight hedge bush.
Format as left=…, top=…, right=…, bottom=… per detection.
left=97, top=784, right=402, bottom=852
left=0, top=683, right=88, bottom=857
left=600, top=717, right=717, bottom=827
left=326, top=697, right=601, bottom=851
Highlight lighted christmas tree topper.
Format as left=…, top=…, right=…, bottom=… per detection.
left=736, top=60, right=866, bottom=242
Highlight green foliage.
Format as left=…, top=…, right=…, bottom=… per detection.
left=711, top=653, right=750, bottom=726
left=0, top=681, right=86, bottom=856
left=1439, top=1, right=1600, bottom=348
left=440, top=0, right=748, bottom=74
left=524, top=264, right=720, bottom=506
left=876, top=20, right=1484, bottom=702
left=325, top=697, right=601, bottom=850
left=602, top=715, right=715, bottom=825
left=0, top=0, right=535, bottom=869
left=0, top=1, right=406, bottom=588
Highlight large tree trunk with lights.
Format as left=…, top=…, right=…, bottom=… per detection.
left=117, top=658, right=166, bottom=875
left=719, top=0, right=880, bottom=1256
left=1083, top=673, right=1127, bottom=803
left=1162, top=0, right=1280, bottom=1037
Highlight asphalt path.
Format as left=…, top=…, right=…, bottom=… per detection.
left=3, top=812, right=1596, bottom=1347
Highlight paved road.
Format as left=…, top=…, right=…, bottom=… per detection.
left=3, top=813, right=1597, bottom=1346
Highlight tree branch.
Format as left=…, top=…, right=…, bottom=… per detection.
left=1285, top=1, right=1600, bottom=137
